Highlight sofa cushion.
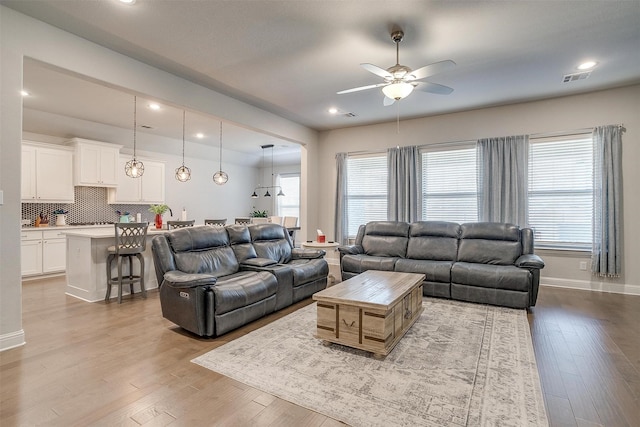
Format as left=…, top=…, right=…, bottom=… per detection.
left=394, top=259, right=453, bottom=283
left=451, top=262, right=531, bottom=292
left=227, top=225, right=258, bottom=262
left=250, top=224, right=293, bottom=263
left=341, top=254, right=398, bottom=274
left=406, top=221, right=460, bottom=260
left=457, top=222, right=522, bottom=265
left=288, top=259, right=329, bottom=287
left=167, top=225, right=229, bottom=252
left=173, top=245, right=239, bottom=277
left=361, top=221, right=410, bottom=257
left=214, top=271, right=278, bottom=315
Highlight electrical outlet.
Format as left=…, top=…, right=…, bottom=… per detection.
left=579, top=261, right=587, bottom=271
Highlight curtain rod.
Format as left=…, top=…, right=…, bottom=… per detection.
left=341, top=124, right=625, bottom=157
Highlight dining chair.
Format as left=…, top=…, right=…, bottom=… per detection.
left=235, top=217, right=252, bottom=225
left=167, top=220, right=195, bottom=230
left=250, top=217, right=269, bottom=224
left=269, top=216, right=283, bottom=225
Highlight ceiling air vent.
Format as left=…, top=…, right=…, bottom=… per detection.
left=343, top=112, right=357, bottom=118
left=140, top=125, right=153, bottom=129
left=563, top=71, right=591, bottom=83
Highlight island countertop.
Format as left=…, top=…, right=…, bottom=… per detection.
left=62, top=227, right=168, bottom=239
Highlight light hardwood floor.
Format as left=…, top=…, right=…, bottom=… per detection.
left=1, top=277, right=638, bottom=426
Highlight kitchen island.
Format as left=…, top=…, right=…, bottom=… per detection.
left=64, top=227, right=166, bottom=302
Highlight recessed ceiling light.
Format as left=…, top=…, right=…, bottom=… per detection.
left=21, top=90, right=30, bottom=97
left=148, top=103, right=160, bottom=111
left=328, top=107, right=338, bottom=114
left=119, top=0, right=136, bottom=4
left=577, top=61, right=598, bottom=70
left=196, top=133, right=204, bottom=139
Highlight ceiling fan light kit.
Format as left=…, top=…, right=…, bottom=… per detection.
left=337, top=29, right=455, bottom=106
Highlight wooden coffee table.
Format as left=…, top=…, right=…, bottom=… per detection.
left=312, top=270, right=425, bottom=357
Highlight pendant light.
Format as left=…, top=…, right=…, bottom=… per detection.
left=125, top=96, right=144, bottom=178
left=175, top=110, right=192, bottom=182
left=213, top=121, right=228, bottom=185
left=250, top=144, right=285, bottom=197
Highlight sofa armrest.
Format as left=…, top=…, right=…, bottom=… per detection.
left=337, top=245, right=363, bottom=256
left=515, top=254, right=545, bottom=269
left=163, top=271, right=217, bottom=288
left=241, top=257, right=278, bottom=267
left=291, top=248, right=326, bottom=259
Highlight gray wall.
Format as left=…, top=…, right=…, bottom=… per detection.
left=315, top=85, right=640, bottom=294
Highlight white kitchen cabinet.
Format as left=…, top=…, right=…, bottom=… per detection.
left=66, top=138, right=122, bottom=187
left=108, top=156, right=165, bottom=204
left=42, top=230, right=67, bottom=273
left=21, top=142, right=74, bottom=203
left=21, top=231, right=43, bottom=276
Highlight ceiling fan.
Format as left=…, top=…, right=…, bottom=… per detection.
left=337, top=30, right=455, bottom=106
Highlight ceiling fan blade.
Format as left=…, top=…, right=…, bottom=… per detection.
left=407, top=60, right=456, bottom=81
left=337, top=82, right=387, bottom=95
left=414, top=81, right=454, bottom=95
left=383, top=96, right=396, bottom=107
left=360, top=63, right=392, bottom=79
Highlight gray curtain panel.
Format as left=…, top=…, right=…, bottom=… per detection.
left=591, top=125, right=623, bottom=277
left=477, top=135, right=529, bottom=227
left=387, top=145, right=420, bottom=222
left=334, top=152, right=349, bottom=245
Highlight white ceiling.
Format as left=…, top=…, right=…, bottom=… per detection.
left=4, top=0, right=640, bottom=153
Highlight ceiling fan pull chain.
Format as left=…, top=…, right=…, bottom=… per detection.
left=397, top=101, right=400, bottom=134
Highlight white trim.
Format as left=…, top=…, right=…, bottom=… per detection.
left=541, top=277, right=640, bottom=296
left=0, top=329, right=26, bottom=352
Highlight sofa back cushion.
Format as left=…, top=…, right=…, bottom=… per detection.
left=227, top=224, right=258, bottom=262
left=166, top=226, right=239, bottom=276
left=361, top=221, right=410, bottom=257
left=457, top=222, right=522, bottom=265
left=407, top=221, right=460, bottom=261
left=249, top=223, right=293, bottom=263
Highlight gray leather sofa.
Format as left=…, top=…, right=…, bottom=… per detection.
left=338, top=221, right=544, bottom=309
left=151, top=223, right=328, bottom=336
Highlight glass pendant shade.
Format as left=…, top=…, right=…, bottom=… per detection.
left=175, top=165, right=191, bottom=182
left=127, top=96, right=144, bottom=178
left=213, top=121, right=228, bottom=185
left=382, top=82, right=414, bottom=100
left=176, top=110, right=192, bottom=182
left=213, top=171, right=228, bottom=185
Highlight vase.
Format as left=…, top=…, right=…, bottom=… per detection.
left=155, top=213, right=163, bottom=229
left=56, top=214, right=67, bottom=226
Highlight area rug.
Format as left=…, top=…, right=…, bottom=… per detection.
left=192, top=298, right=548, bottom=426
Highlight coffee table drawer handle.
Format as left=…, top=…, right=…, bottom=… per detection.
left=342, top=319, right=355, bottom=328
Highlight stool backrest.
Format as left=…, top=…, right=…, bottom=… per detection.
left=114, top=223, right=149, bottom=255
left=204, top=218, right=227, bottom=226
left=167, top=220, right=195, bottom=230
left=234, top=217, right=252, bottom=225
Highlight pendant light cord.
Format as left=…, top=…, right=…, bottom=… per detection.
left=219, top=121, right=223, bottom=170
left=182, top=110, right=186, bottom=166
left=133, top=96, right=137, bottom=159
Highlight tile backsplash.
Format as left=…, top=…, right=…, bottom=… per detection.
left=22, top=186, right=154, bottom=226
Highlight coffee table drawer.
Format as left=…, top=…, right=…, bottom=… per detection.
left=336, top=304, right=360, bottom=346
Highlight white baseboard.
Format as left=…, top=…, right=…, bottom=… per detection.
left=541, top=277, right=640, bottom=296
left=0, top=329, right=26, bottom=352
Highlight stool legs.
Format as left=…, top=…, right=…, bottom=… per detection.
left=105, top=254, right=116, bottom=302
left=106, top=254, right=145, bottom=304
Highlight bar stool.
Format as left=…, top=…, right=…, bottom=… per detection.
left=204, top=218, right=226, bottom=226
left=167, top=220, right=195, bottom=230
left=106, top=223, right=149, bottom=303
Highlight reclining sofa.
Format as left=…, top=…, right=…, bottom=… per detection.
left=339, top=221, right=544, bottom=309
left=151, top=223, right=328, bottom=336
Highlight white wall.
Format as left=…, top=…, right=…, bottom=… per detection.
left=315, top=85, right=640, bottom=295
left=0, top=6, right=319, bottom=351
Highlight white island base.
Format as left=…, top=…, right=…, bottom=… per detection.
left=64, top=228, right=165, bottom=302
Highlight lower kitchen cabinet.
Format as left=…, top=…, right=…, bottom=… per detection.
left=21, top=229, right=67, bottom=276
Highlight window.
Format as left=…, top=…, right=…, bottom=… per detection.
left=420, top=145, right=478, bottom=223
left=528, top=134, right=593, bottom=249
left=276, top=174, right=300, bottom=218
left=346, top=154, right=387, bottom=237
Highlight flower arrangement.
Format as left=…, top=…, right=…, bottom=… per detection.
left=250, top=209, right=268, bottom=218
left=53, top=209, right=69, bottom=215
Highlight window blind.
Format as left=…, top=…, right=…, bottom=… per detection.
left=528, top=134, right=593, bottom=249
left=347, top=155, right=387, bottom=236
left=276, top=174, right=300, bottom=218
left=420, top=146, right=478, bottom=223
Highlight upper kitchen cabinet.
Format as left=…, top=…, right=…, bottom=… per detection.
left=66, top=138, right=122, bottom=187
left=21, top=142, right=74, bottom=203
left=108, top=156, right=165, bottom=204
